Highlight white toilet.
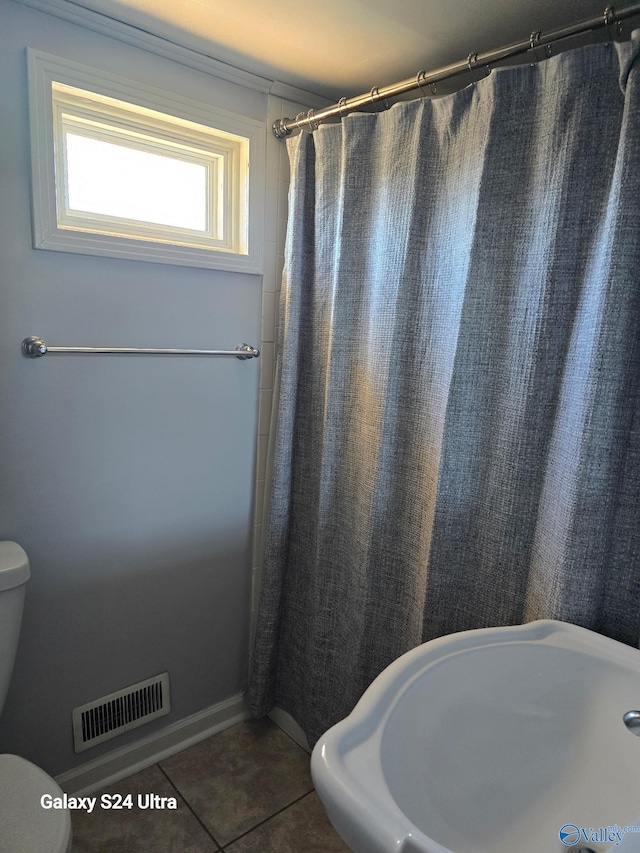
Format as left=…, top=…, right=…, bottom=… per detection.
left=0, top=541, right=72, bottom=853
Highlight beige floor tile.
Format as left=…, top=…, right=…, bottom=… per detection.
left=224, top=791, right=351, bottom=853
left=160, top=718, right=313, bottom=846
left=71, top=764, right=219, bottom=852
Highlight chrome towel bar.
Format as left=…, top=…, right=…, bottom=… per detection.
left=21, top=336, right=260, bottom=360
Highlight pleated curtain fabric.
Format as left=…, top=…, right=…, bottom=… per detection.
left=248, top=38, right=640, bottom=747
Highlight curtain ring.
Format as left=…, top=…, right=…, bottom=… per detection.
left=531, top=31, right=552, bottom=62
left=467, top=51, right=490, bottom=81
left=603, top=5, right=623, bottom=39
left=295, top=110, right=318, bottom=134
left=307, top=110, right=320, bottom=133
left=416, top=72, right=437, bottom=98
left=338, top=97, right=349, bottom=118
left=369, top=87, right=390, bottom=113
left=529, top=30, right=541, bottom=65
left=306, top=109, right=320, bottom=132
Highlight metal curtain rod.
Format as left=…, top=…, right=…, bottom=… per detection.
left=272, top=3, right=640, bottom=137
left=21, top=336, right=260, bottom=360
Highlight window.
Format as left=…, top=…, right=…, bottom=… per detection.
left=52, top=82, right=247, bottom=254
left=28, top=50, right=265, bottom=272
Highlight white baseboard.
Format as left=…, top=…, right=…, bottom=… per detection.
left=56, top=693, right=248, bottom=796
left=268, top=707, right=310, bottom=753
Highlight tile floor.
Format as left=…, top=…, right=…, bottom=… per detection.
left=71, top=718, right=350, bottom=852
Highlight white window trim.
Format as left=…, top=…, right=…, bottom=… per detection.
left=52, top=85, right=242, bottom=252
left=27, top=49, right=265, bottom=273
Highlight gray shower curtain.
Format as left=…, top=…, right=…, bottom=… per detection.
left=249, top=37, right=640, bottom=746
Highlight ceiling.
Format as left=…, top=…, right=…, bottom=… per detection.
left=71, top=0, right=616, bottom=100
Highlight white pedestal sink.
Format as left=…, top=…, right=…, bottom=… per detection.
left=311, top=620, right=640, bottom=853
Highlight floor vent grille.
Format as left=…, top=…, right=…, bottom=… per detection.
left=72, top=673, right=170, bottom=752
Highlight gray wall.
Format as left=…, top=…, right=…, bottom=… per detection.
left=0, top=0, right=264, bottom=775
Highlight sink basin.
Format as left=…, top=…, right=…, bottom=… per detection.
left=311, top=620, right=640, bottom=852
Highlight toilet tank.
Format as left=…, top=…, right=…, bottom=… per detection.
left=0, top=542, right=31, bottom=715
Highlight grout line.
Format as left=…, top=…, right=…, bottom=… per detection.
left=157, top=763, right=223, bottom=851
left=221, top=788, right=316, bottom=849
